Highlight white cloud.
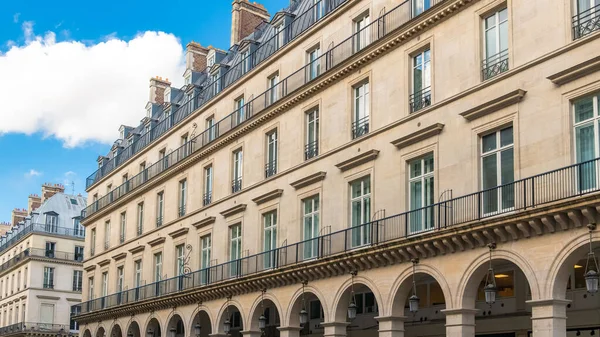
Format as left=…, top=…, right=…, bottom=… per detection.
left=25, top=169, right=42, bottom=178
left=0, top=22, right=186, bottom=147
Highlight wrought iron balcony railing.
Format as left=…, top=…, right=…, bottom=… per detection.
left=43, top=283, right=54, bottom=289
left=179, top=205, right=186, bottom=217
left=137, top=225, right=143, bottom=236
left=409, top=86, right=431, bottom=113
left=203, top=192, right=212, bottom=206
left=351, top=116, right=370, bottom=139
left=0, top=322, right=74, bottom=335
left=265, top=161, right=277, bottom=178
left=81, top=0, right=447, bottom=220
left=156, top=216, right=163, bottom=227
left=0, top=223, right=84, bottom=255
left=85, top=0, right=350, bottom=189
left=232, top=178, right=243, bottom=194
left=573, top=4, right=600, bottom=39
left=305, top=141, right=319, bottom=160
left=77, top=155, right=600, bottom=315
left=482, top=49, right=509, bottom=80
left=0, top=248, right=84, bottom=275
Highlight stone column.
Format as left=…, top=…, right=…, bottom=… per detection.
left=277, top=326, right=302, bottom=337
left=208, top=334, right=227, bottom=337
left=375, top=316, right=406, bottom=337
left=321, top=322, right=350, bottom=337
left=441, top=308, right=478, bottom=337
left=240, top=331, right=262, bottom=337
left=527, top=299, right=570, bottom=337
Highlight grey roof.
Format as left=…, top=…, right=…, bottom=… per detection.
left=29, top=193, right=87, bottom=227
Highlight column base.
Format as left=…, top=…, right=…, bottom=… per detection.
left=321, top=322, right=350, bottom=337
left=277, top=326, right=302, bottom=337
left=441, top=308, right=478, bottom=337
left=240, top=330, right=263, bottom=337
left=375, top=316, right=406, bottom=337
left=527, top=299, right=570, bottom=337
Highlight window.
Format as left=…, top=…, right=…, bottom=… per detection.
left=265, top=130, right=278, bottom=178
left=230, top=224, right=242, bottom=276
left=268, top=73, right=279, bottom=105
left=574, top=0, right=600, bottom=38
left=305, top=109, right=319, bottom=160
left=234, top=97, right=245, bottom=126
left=274, top=22, right=285, bottom=49
left=139, top=162, right=146, bottom=173
left=45, top=214, right=58, bottom=233
left=179, top=180, right=187, bottom=217
left=263, top=211, right=277, bottom=269
left=350, top=176, right=371, bottom=247
left=73, top=218, right=84, bottom=236
left=232, top=149, right=243, bottom=193
left=313, top=0, right=325, bottom=20
left=412, top=0, right=432, bottom=16
left=43, top=267, right=54, bottom=289
left=204, top=165, right=213, bottom=206
left=201, top=235, right=211, bottom=284
left=101, top=272, right=108, bottom=307
left=156, top=193, right=164, bottom=227
left=137, top=202, right=144, bottom=235
left=73, top=270, right=83, bottom=292
left=481, top=126, right=514, bottom=215
left=303, top=195, right=320, bottom=260
left=410, top=49, right=432, bottom=113
left=70, top=305, right=81, bottom=331
left=88, top=277, right=94, bottom=300
left=181, top=133, right=189, bottom=156
left=354, top=14, right=371, bottom=52
left=208, top=54, right=215, bottom=67
left=91, top=228, right=96, bottom=256
left=206, top=116, right=216, bottom=142
left=17, top=270, right=20, bottom=291
left=159, top=149, right=167, bottom=169
left=309, top=300, right=324, bottom=320
left=482, top=8, right=509, bottom=80
left=184, top=74, right=191, bottom=85
left=45, top=242, right=55, bottom=258
left=307, top=47, right=320, bottom=81
left=154, top=252, right=163, bottom=282
left=409, top=154, right=435, bottom=234
left=352, top=81, right=370, bottom=139
left=574, top=94, right=600, bottom=191
left=104, top=220, right=110, bottom=250
left=164, top=89, right=170, bottom=104
left=212, top=73, right=220, bottom=94
left=354, top=292, right=378, bottom=314
left=74, top=246, right=84, bottom=262
left=176, top=245, right=185, bottom=290
left=241, top=49, right=250, bottom=74
left=119, top=212, right=126, bottom=243
left=117, top=266, right=124, bottom=292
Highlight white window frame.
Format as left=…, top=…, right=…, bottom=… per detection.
left=354, top=14, right=371, bottom=51
left=205, top=166, right=213, bottom=197
left=268, top=74, right=279, bottom=104
left=263, top=211, right=278, bottom=269
left=306, top=109, right=319, bottom=159
left=235, top=97, right=245, bottom=124
left=480, top=126, right=515, bottom=215
left=43, top=267, right=54, bottom=288
left=230, top=224, right=242, bottom=276
left=303, top=195, right=320, bottom=260
left=101, top=272, right=108, bottom=296
left=573, top=94, right=600, bottom=191
left=350, top=176, right=371, bottom=248
left=154, top=252, right=163, bottom=282
left=308, top=47, right=321, bottom=80
left=206, top=116, right=216, bottom=141
left=137, top=202, right=144, bottom=234
left=482, top=8, right=509, bottom=70
left=412, top=49, right=431, bottom=96
left=119, top=212, right=126, bottom=242
left=179, top=180, right=187, bottom=214
left=412, top=0, right=432, bottom=16
left=116, top=267, right=124, bottom=292
left=266, top=130, right=278, bottom=176
left=233, top=149, right=243, bottom=186
left=88, top=277, right=94, bottom=299
left=408, top=154, right=435, bottom=234
left=134, top=260, right=142, bottom=288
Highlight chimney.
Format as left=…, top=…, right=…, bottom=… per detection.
left=149, top=76, right=171, bottom=105
left=0, top=222, right=11, bottom=236
left=11, top=208, right=27, bottom=226
left=28, top=194, right=41, bottom=214
left=41, top=183, right=65, bottom=203
left=231, top=0, right=270, bottom=47
left=186, top=42, right=209, bottom=73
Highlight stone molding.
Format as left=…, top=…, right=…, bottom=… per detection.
left=148, top=237, right=166, bottom=247
left=391, top=123, right=444, bottom=149
left=220, top=204, right=247, bottom=218
left=97, top=258, right=110, bottom=267
left=128, top=245, right=145, bottom=254
left=547, top=54, right=600, bottom=85
left=36, top=295, right=60, bottom=300
left=335, top=150, right=380, bottom=171
left=168, top=227, right=190, bottom=239
left=193, top=216, right=216, bottom=229
left=111, top=252, right=127, bottom=261
left=459, top=89, right=526, bottom=121
left=290, top=172, right=327, bottom=189
left=251, top=189, right=283, bottom=205
left=83, top=264, right=96, bottom=272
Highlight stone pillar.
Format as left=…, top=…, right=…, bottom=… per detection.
left=527, top=299, right=570, bottom=337
left=442, top=308, right=478, bottom=337
left=240, top=331, right=262, bottom=337
left=321, top=322, right=349, bottom=337
left=375, top=316, right=406, bottom=337
left=277, top=326, right=302, bottom=337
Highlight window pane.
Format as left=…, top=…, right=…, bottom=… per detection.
left=574, top=96, right=595, bottom=123
left=500, top=148, right=514, bottom=184
left=485, top=14, right=496, bottom=29
left=410, top=159, right=422, bottom=178
left=482, top=155, right=498, bottom=189
left=576, top=124, right=596, bottom=162
left=485, top=27, right=497, bottom=57
left=500, top=127, right=513, bottom=147
left=363, top=178, right=371, bottom=195
left=499, top=20, right=508, bottom=52
left=424, top=155, right=434, bottom=173
left=482, top=133, right=497, bottom=153
left=498, top=8, right=508, bottom=22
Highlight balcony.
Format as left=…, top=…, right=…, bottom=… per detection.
left=103, top=241, right=110, bottom=250
left=305, top=141, right=319, bottom=160
left=482, top=49, right=509, bottom=80
left=137, top=226, right=143, bottom=236
left=0, top=223, right=84, bottom=255
left=119, top=234, right=125, bottom=244
left=0, top=322, right=74, bottom=336
left=573, top=4, right=600, bottom=39
left=265, top=161, right=277, bottom=178
left=178, top=205, right=186, bottom=217
left=77, top=157, right=600, bottom=315
left=409, top=86, right=431, bottom=113
left=203, top=192, right=212, bottom=206
left=43, top=283, right=54, bottom=289
left=85, top=0, right=351, bottom=190
left=156, top=216, right=163, bottom=227
left=81, top=0, right=450, bottom=221
left=232, top=178, right=242, bottom=193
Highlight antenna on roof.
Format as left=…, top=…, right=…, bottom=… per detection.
left=65, top=181, right=75, bottom=195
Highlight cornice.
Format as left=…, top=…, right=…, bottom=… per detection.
left=192, top=217, right=216, bottom=230
left=128, top=246, right=145, bottom=254
left=547, top=54, right=600, bottom=85
left=290, top=172, right=327, bottom=190
left=36, top=295, right=60, bottom=300
left=112, top=252, right=127, bottom=261
left=97, top=258, right=110, bottom=267
left=459, top=89, right=526, bottom=121
left=251, top=189, right=283, bottom=205
left=220, top=204, right=247, bottom=218
left=83, top=264, right=96, bottom=272
left=168, top=227, right=190, bottom=239
left=147, top=237, right=166, bottom=247
left=335, top=149, right=380, bottom=171
left=391, top=123, right=445, bottom=149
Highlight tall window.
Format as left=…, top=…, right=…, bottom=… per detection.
left=104, top=221, right=110, bottom=250
left=204, top=166, right=213, bottom=206
left=232, top=150, right=243, bottom=193
left=70, top=305, right=81, bottom=331
left=212, top=73, right=220, bottom=94
left=72, top=270, right=83, bottom=291
left=303, top=195, right=320, bottom=260
left=354, top=14, right=371, bottom=52
left=274, top=22, right=285, bottom=49
left=176, top=245, right=185, bottom=290
left=481, top=126, right=514, bottom=215
left=263, top=212, right=278, bottom=269
left=137, top=202, right=144, bottom=235
left=75, top=246, right=84, bottom=261
left=156, top=193, right=164, bottom=227
left=410, top=49, right=431, bottom=113
left=45, top=242, right=55, bottom=258
left=574, top=0, right=600, bottom=38
left=235, top=97, right=245, bottom=126
left=45, top=214, right=58, bottom=233
left=412, top=0, right=431, bottom=16
left=119, top=212, right=126, bottom=243
left=352, top=81, right=370, bottom=139
left=88, top=277, right=94, bottom=300
left=305, top=109, right=319, bottom=160
left=313, top=0, right=324, bottom=20
left=90, top=229, right=96, bottom=256
left=482, top=8, right=509, bottom=80
left=43, top=267, right=54, bottom=289
left=73, top=218, right=84, bottom=236
left=159, top=149, right=167, bottom=170
left=409, top=154, right=435, bottom=234
left=230, top=224, right=242, bottom=276
left=574, top=93, right=600, bottom=191
left=266, top=131, right=278, bottom=178
left=134, top=261, right=142, bottom=288
left=154, top=252, right=163, bottom=283
left=116, top=267, right=124, bottom=292
left=268, top=73, right=279, bottom=105
left=101, top=272, right=108, bottom=308
left=179, top=180, right=187, bottom=217
left=201, top=235, right=211, bottom=284
left=350, top=176, right=371, bottom=248
left=206, top=116, right=216, bottom=142
left=241, top=49, right=250, bottom=74
left=307, top=47, right=320, bottom=81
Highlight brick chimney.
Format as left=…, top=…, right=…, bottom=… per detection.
left=41, top=183, right=65, bottom=203
left=230, top=0, right=270, bottom=47
left=28, top=194, right=41, bottom=214
left=11, top=208, right=27, bottom=226
left=186, top=42, right=209, bottom=73
left=149, top=76, right=171, bottom=105
left=0, top=222, right=11, bottom=236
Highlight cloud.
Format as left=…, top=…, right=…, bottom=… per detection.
left=25, top=169, right=42, bottom=178
left=13, top=13, right=20, bottom=23
left=0, top=22, right=186, bottom=147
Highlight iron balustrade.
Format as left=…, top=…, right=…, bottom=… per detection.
left=78, top=157, right=600, bottom=315
left=81, top=0, right=447, bottom=220
left=482, top=49, right=509, bottom=80
left=156, top=216, right=163, bottom=227
left=119, top=234, right=125, bottom=244
left=265, top=161, right=277, bottom=178
left=0, top=322, right=73, bottom=334
left=232, top=178, right=243, bottom=193
left=0, top=223, right=84, bottom=254
left=351, top=116, right=370, bottom=139
left=43, top=283, right=54, bottom=289
left=137, top=225, right=143, bottom=236
left=305, top=141, right=319, bottom=160
left=573, top=4, right=600, bottom=39
left=85, top=0, right=349, bottom=189
left=409, top=86, right=431, bottom=113
left=179, top=205, right=186, bottom=217
left=203, top=192, right=212, bottom=206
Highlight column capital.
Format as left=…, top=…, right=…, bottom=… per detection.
left=526, top=299, right=571, bottom=307
left=240, top=330, right=262, bottom=337
left=277, top=326, right=303, bottom=332
left=440, top=308, right=479, bottom=316
left=320, top=322, right=350, bottom=328
left=374, top=316, right=408, bottom=323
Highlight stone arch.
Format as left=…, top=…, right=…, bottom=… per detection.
left=144, top=316, right=162, bottom=337
left=388, top=262, right=453, bottom=316
left=547, top=230, right=600, bottom=299
left=457, top=249, right=540, bottom=309
left=83, top=329, right=93, bottom=337
left=188, top=305, right=213, bottom=337
left=95, top=325, right=107, bottom=337
left=166, top=312, right=186, bottom=337
left=247, top=291, right=283, bottom=331
left=125, top=320, right=142, bottom=337
left=215, top=299, right=245, bottom=334
left=285, top=284, right=330, bottom=327
left=331, top=274, right=384, bottom=322
left=109, top=323, right=123, bottom=337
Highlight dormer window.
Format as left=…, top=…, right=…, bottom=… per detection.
left=145, top=124, right=151, bottom=133
left=112, top=149, right=118, bottom=158
left=164, top=89, right=170, bottom=104
left=275, top=22, right=285, bottom=49
left=128, top=137, right=134, bottom=146
left=146, top=106, right=152, bottom=118
left=241, top=50, right=250, bottom=74
left=184, top=74, right=191, bottom=85
left=119, top=129, right=125, bottom=140
left=212, top=73, right=220, bottom=94
left=207, top=54, right=215, bottom=67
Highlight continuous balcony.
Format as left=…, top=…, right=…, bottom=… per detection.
left=0, top=223, right=84, bottom=254
left=85, top=0, right=350, bottom=190
left=78, top=157, right=600, bottom=316
left=0, top=248, right=82, bottom=282
left=0, top=322, right=76, bottom=336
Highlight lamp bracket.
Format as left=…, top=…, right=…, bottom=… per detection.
left=488, top=243, right=497, bottom=250
left=302, top=280, right=308, bottom=286
left=350, top=270, right=358, bottom=277
left=588, top=223, right=597, bottom=231
left=411, top=258, right=419, bottom=264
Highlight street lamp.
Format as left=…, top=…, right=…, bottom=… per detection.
left=347, top=271, right=358, bottom=320
left=409, top=258, right=419, bottom=313
left=585, top=224, right=599, bottom=294
left=258, top=289, right=267, bottom=330
left=147, top=328, right=154, bottom=337
left=223, top=296, right=232, bottom=335
left=169, top=327, right=176, bottom=337
left=194, top=323, right=201, bottom=337
left=484, top=243, right=498, bottom=305
left=299, top=280, right=309, bottom=325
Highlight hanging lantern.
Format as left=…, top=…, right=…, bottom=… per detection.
left=484, top=243, right=498, bottom=305
left=258, top=314, right=267, bottom=330
left=223, top=319, right=231, bottom=334
left=147, top=328, right=154, bottom=337
left=127, top=330, right=134, bottom=337
left=409, top=258, right=420, bottom=313
left=585, top=224, right=599, bottom=294
left=484, top=282, right=497, bottom=304
left=347, top=271, right=358, bottom=320
left=299, top=280, right=309, bottom=325
left=169, top=327, right=176, bottom=337
left=194, top=323, right=201, bottom=337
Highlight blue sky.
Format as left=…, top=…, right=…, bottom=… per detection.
left=0, top=0, right=287, bottom=223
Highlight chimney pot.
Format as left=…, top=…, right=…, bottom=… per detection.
left=230, top=0, right=270, bottom=47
